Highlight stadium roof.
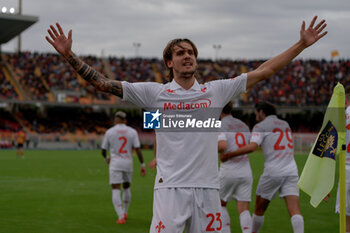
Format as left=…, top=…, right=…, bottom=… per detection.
left=0, top=13, right=38, bottom=44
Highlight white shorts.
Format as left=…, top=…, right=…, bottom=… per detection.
left=219, top=176, right=252, bottom=202
left=336, top=182, right=350, bottom=215
left=256, top=175, right=299, bottom=201
left=150, top=188, right=222, bottom=233
left=109, top=169, right=132, bottom=184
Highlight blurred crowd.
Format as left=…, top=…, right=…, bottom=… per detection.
left=1, top=52, right=349, bottom=105
left=0, top=52, right=349, bottom=138
left=0, top=68, right=18, bottom=99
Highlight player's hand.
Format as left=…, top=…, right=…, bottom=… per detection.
left=140, top=164, right=146, bottom=177
left=300, top=16, right=327, bottom=48
left=105, top=157, right=110, bottom=164
left=219, top=153, right=228, bottom=163
left=46, top=23, right=73, bottom=58
left=148, top=158, right=157, bottom=169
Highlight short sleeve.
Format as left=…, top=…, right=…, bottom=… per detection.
left=218, top=132, right=227, bottom=142
left=250, top=124, right=264, bottom=146
left=122, top=81, right=162, bottom=108
left=208, top=73, right=247, bottom=105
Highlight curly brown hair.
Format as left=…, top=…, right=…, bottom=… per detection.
left=162, top=38, right=198, bottom=81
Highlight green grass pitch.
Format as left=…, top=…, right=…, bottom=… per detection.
left=0, top=149, right=340, bottom=232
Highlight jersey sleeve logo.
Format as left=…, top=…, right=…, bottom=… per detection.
left=312, top=120, right=338, bottom=160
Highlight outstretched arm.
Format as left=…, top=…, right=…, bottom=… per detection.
left=246, top=16, right=327, bottom=89
left=45, top=23, right=123, bottom=97
left=219, top=142, right=258, bottom=162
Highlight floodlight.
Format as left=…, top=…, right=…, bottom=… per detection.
left=1, top=7, right=7, bottom=13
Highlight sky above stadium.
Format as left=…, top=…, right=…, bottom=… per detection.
left=1, top=0, right=349, bottom=60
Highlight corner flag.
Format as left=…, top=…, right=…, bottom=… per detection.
left=298, top=83, right=346, bottom=207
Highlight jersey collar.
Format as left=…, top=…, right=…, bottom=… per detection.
left=169, top=78, right=201, bottom=91
left=266, top=115, right=278, bottom=120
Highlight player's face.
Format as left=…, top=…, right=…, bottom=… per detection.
left=167, top=42, right=197, bottom=79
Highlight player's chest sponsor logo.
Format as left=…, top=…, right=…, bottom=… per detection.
left=163, top=98, right=212, bottom=110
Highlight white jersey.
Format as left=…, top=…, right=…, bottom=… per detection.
left=218, top=115, right=252, bottom=178
left=250, top=115, right=298, bottom=177
left=346, top=106, right=350, bottom=181
left=101, top=123, right=141, bottom=172
left=122, top=74, right=247, bottom=189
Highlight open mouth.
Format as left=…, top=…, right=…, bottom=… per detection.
left=183, top=62, right=193, bottom=68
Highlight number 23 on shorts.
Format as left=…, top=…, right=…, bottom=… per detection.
left=206, top=212, right=222, bottom=232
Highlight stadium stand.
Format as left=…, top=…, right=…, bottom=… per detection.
left=0, top=65, right=18, bottom=99
left=0, top=51, right=349, bottom=149
left=2, top=52, right=349, bottom=106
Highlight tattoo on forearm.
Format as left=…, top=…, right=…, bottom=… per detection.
left=65, top=53, right=123, bottom=97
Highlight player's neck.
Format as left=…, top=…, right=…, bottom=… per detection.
left=220, top=113, right=231, bottom=120
left=173, top=75, right=195, bottom=90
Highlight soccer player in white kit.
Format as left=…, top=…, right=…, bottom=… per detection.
left=101, top=111, right=146, bottom=224
left=218, top=102, right=253, bottom=233
left=46, top=16, right=327, bottom=233
left=220, top=102, right=304, bottom=233
left=336, top=91, right=350, bottom=233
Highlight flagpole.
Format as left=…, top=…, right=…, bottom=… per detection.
left=339, top=84, right=346, bottom=233
left=340, top=146, right=346, bottom=233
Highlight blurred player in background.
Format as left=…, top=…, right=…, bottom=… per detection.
left=101, top=111, right=146, bottom=224
left=46, top=16, right=326, bottom=233
left=220, top=102, right=303, bottom=233
left=16, top=128, right=26, bottom=158
left=336, top=88, right=350, bottom=233
left=218, top=102, right=253, bottom=233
